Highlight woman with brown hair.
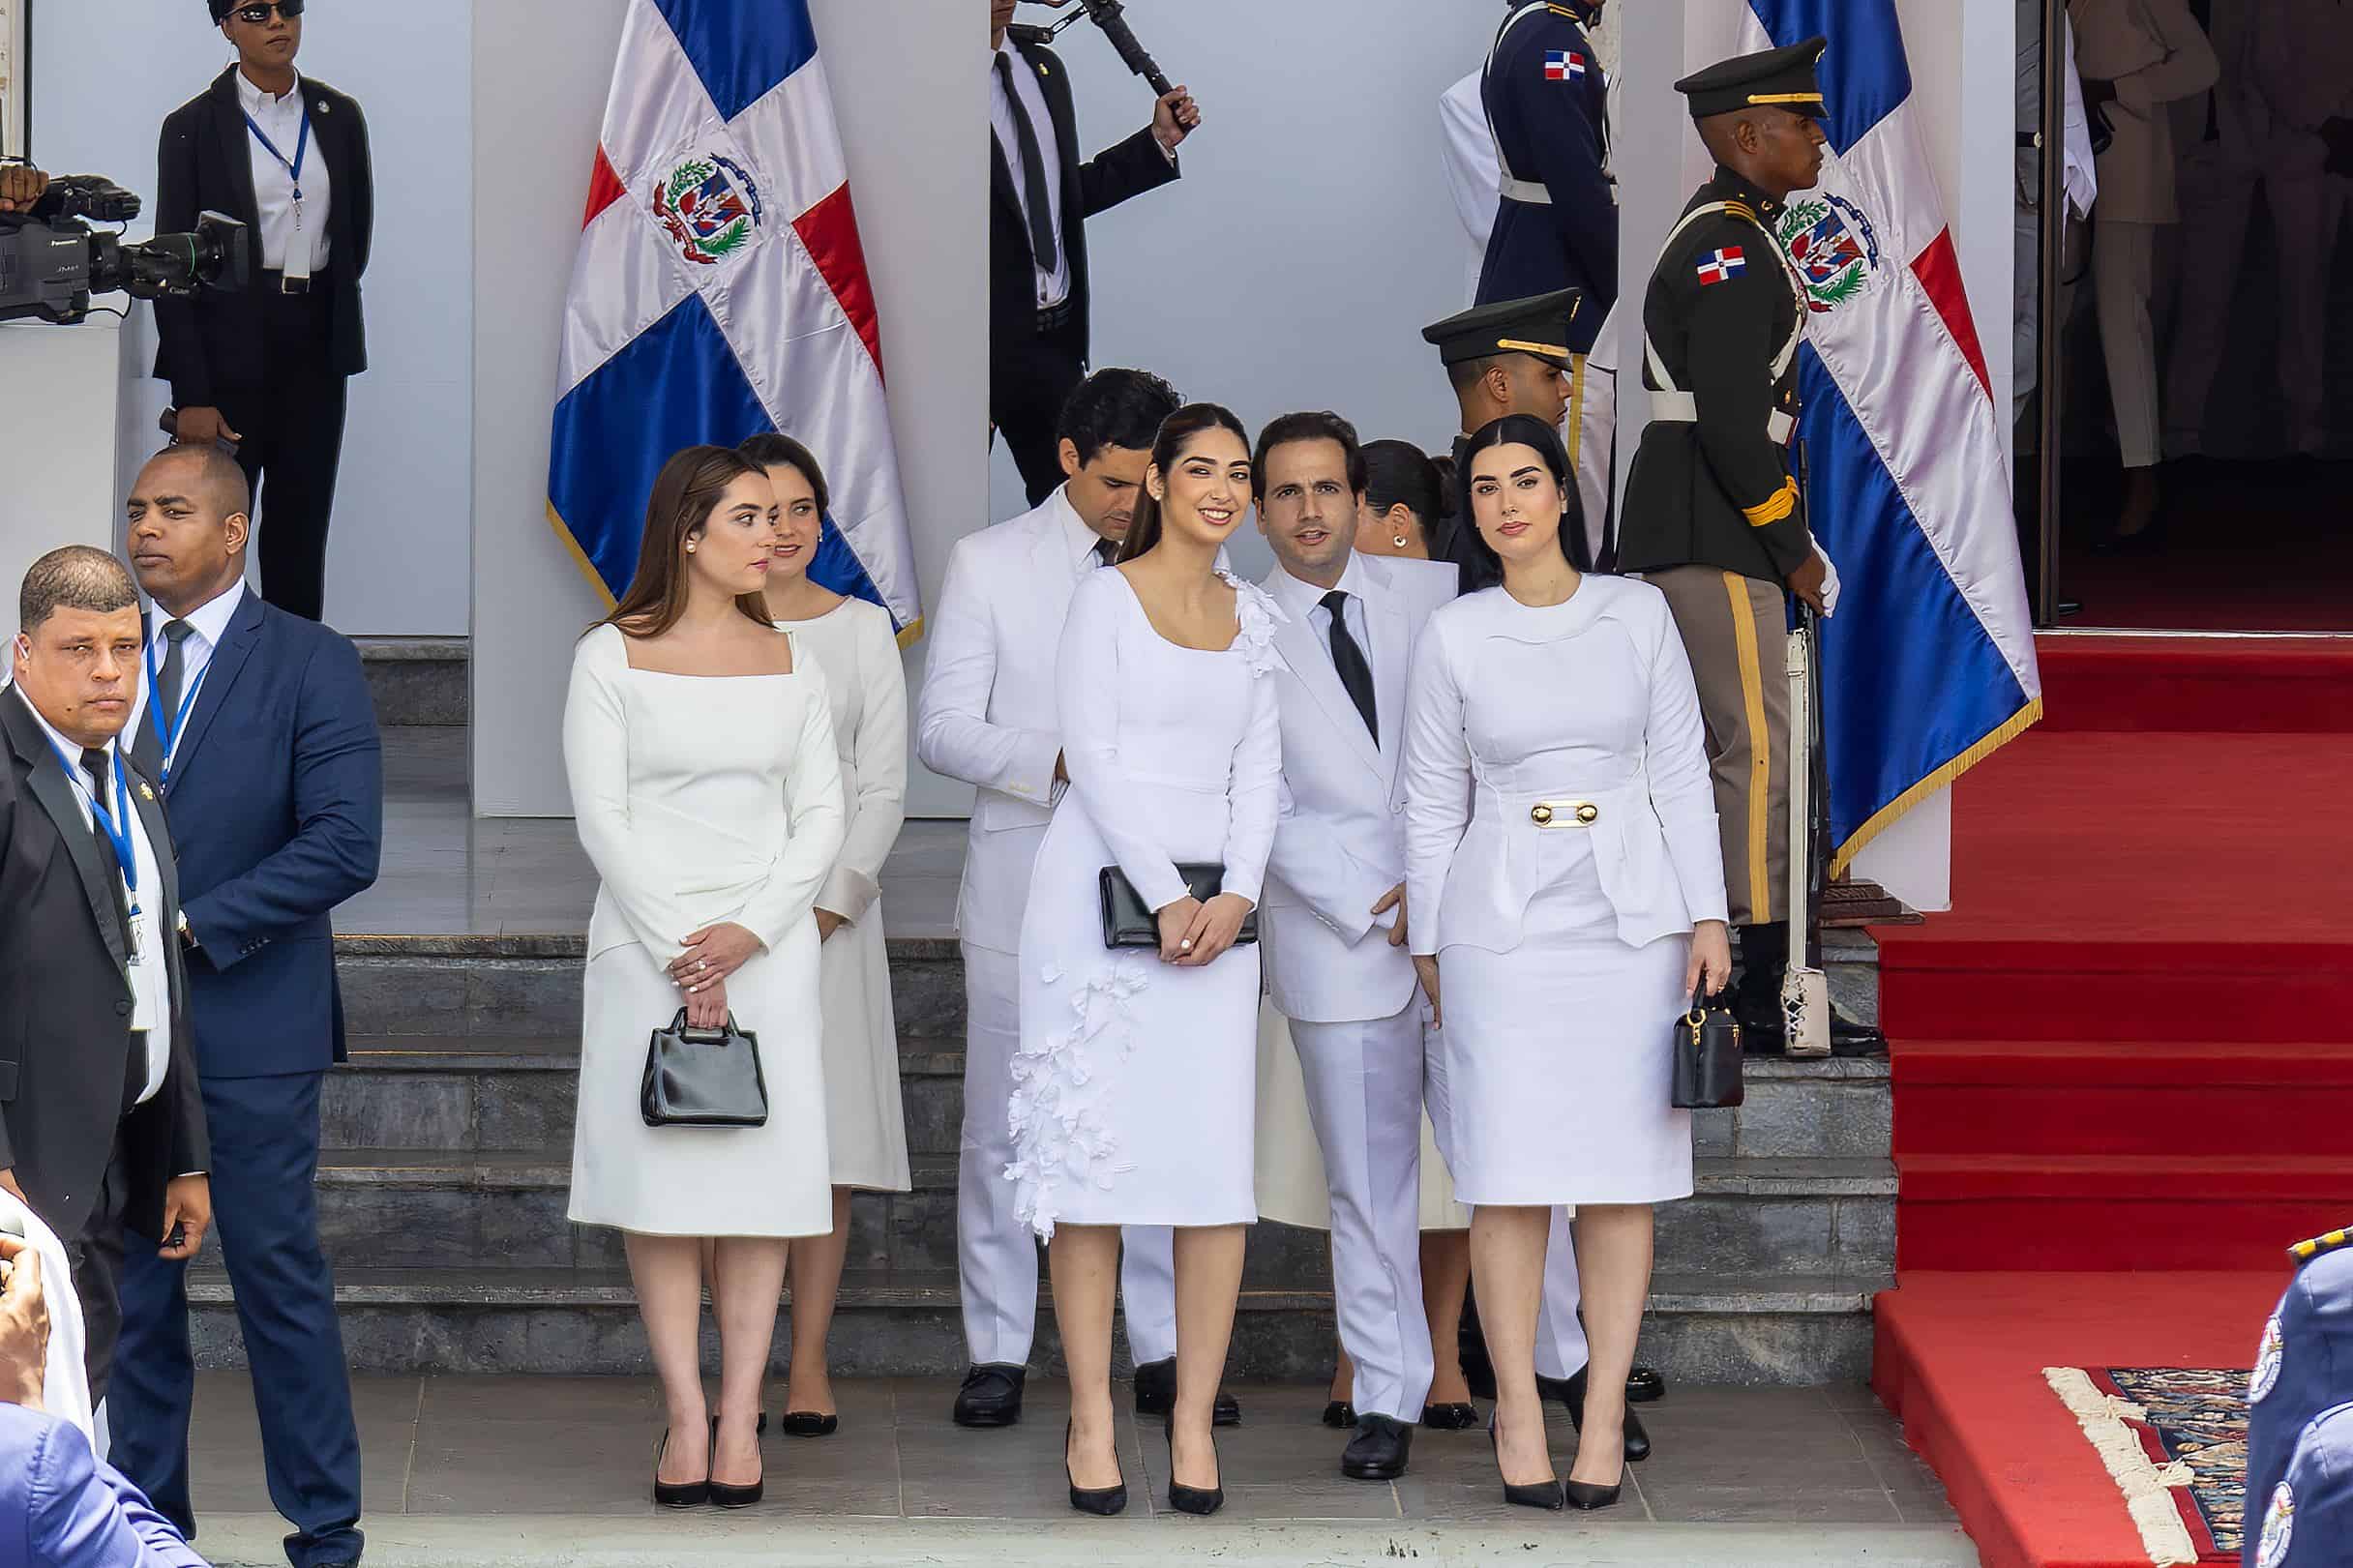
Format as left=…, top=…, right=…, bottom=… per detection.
left=561, top=444, right=847, bottom=1509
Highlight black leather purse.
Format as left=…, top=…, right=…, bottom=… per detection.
left=1671, top=989, right=1744, bottom=1109
left=1099, top=863, right=1259, bottom=950
left=641, top=1009, right=770, bottom=1128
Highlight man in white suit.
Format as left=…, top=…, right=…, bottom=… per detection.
left=917, top=369, right=1238, bottom=1429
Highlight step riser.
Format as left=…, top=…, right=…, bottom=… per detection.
left=1893, top=1085, right=2352, bottom=1157
left=1893, top=1198, right=2350, bottom=1271
left=186, top=1299, right=1871, bottom=1386
left=260, top=1188, right=1891, bottom=1282
left=1880, top=968, right=2353, bottom=1043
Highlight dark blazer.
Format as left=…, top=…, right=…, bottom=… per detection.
left=0, top=689, right=206, bottom=1244
left=134, top=590, right=381, bottom=1080
left=1474, top=0, right=1617, bottom=334
left=152, top=66, right=373, bottom=406
left=989, top=34, right=1180, bottom=371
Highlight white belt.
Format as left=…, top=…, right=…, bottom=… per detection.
left=1641, top=202, right=1805, bottom=429
left=1647, top=391, right=1797, bottom=445
left=1500, top=177, right=1621, bottom=209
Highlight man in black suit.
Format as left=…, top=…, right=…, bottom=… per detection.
left=1, top=547, right=211, bottom=1404
left=990, top=0, right=1199, bottom=505
left=155, top=0, right=373, bottom=623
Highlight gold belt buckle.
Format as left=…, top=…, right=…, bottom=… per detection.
left=1530, top=800, right=1599, bottom=827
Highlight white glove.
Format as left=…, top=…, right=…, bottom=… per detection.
left=1811, top=541, right=1842, bottom=618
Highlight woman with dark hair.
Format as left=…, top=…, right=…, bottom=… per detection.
left=1403, top=414, right=1730, bottom=1512
left=562, top=445, right=847, bottom=1508
left=1355, top=439, right=1445, bottom=560
left=739, top=432, right=911, bottom=1437
left=1009, top=403, right=1283, bottom=1517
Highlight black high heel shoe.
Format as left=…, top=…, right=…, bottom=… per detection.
left=652, top=1429, right=709, bottom=1508
left=1563, top=1431, right=1625, bottom=1512
left=1165, top=1416, right=1225, bottom=1516
left=1488, top=1416, right=1564, bottom=1511
left=706, top=1416, right=764, bottom=1508
left=1064, top=1420, right=1128, bottom=1516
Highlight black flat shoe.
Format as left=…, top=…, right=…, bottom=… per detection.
left=1320, top=1400, right=1357, bottom=1429
left=1544, top=1368, right=1653, bottom=1463
left=652, top=1429, right=709, bottom=1508
left=1421, top=1401, right=1479, bottom=1431
left=706, top=1417, right=763, bottom=1508
left=1133, top=1357, right=1240, bottom=1426
left=1165, top=1418, right=1225, bottom=1516
left=779, top=1411, right=839, bottom=1438
left=1488, top=1418, right=1564, bottom=1511
left=953, top=1362, right=1028, bottom=1428
left=1064, top=1421, right=1128, bottom=1516
left=1341, top=1411, right=1414, bottom=1480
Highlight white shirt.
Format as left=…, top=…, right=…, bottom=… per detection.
left=134, top=579, right=246, bottom=773
left=2017, top=0, right=2100, bottom=218
left=1057, top=487, right=1117, bottom=573
left=15, top=694, right=171, bottom=1105
left=1266, top=556, right=1375, bottom=675
left=990, top=39, right=1071, bottom=311
left=237, top=67, right=333, bottom=275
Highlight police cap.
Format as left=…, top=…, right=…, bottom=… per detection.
left=1421, top=289, right=1583, bottom=371
left=1674, top=37, right=1830, bottom=122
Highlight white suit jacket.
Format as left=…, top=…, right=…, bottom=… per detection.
left=1258, top=554, right=1457, bottom=1024
left=2069, top=0, right=2219, bottom=222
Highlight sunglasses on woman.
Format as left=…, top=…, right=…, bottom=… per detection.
left=230, top=0, right=304, bottom=23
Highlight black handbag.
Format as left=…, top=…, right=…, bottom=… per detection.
left=1098, top=863, right=1259, bottom=950
left=640, top=1008, right=770, bottom=1128
left=1671, top=989, right=1744, bottom=1109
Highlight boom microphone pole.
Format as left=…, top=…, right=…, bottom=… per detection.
left=1028, top=0, right=1176, bottom=96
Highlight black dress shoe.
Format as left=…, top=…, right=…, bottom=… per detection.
left=1320, top=1400, right=1357, bottom=1429
left=1131, top=1356, right=1241, bottom=1425
left=1831, top=1011, right=1888, bottom=1057
left=1165, top=1419, right=1225, bottom=1516
left=1340, top=1411, right=1414, bottom=1480
left=1540, top=1368, right=1653, bottom=1463
left=1626, top=1365, right=1667, bottom=1404
left=1064, top=1420, right=1128, bottom=1516
left=779, top=1410, right=839, bottom=1438
left=1420, top=1401, right=1479, bottom=1430
left=952, top=1362, right=1028, bottom=1428
left=652, top=1429, right=708, bottom=1508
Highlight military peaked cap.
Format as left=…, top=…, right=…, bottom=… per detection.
left=1675, top=36, right=1830, bottom=121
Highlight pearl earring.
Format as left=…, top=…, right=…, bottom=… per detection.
left=1392, top=535, right=1410, bottom=548
left=685, top=543, right=698, bottom=553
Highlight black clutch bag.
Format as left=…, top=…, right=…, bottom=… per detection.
left=1098, top=863, right=1259, bottom=950
left=1671, top=990, right=1744, bottom=1109
left=641, top=1008, right=770, bottom=1128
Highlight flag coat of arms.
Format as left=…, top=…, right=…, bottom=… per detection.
left=549, top=0, right=920, bottom=640
left=1708, top=0, right=2041, bottom=871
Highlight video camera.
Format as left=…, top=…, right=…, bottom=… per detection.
left=0, top=174, right=250, bottom=327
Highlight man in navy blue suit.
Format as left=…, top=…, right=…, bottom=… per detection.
left=110, top=443, right=381, bottom=1568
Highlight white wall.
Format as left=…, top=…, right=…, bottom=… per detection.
left=28, top=0, right=474, bottom=636
left=470, top=0, right=985, bottom=816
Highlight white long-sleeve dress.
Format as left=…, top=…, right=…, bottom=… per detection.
left=1402, top=577, right=1727, bottom=1207
left=1007, top=569, right=1285, bottom=1237
left=561, top=623, right=847, bottom=1238
left=773, top=599, right=912, bottom=1195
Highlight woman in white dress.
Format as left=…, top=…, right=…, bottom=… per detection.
left=743, top=434, right=911, bottom=1438
left=1402, top=415, right=1730, bottom=1512
left=562, top=445, right=846, bottom=1509
left=1010, top=403, right=1283, bottom=1517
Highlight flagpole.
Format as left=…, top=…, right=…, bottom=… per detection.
left=2033, top=0, right=2067, bottom=626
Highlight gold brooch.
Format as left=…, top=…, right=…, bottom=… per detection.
left=138, top=782, right=156, bottom=801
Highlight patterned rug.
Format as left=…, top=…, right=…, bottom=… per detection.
left=2044, top=1366, right=2249, bottom=1564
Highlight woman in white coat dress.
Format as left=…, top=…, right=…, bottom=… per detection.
left=1010, top=403, right=1283, bottom=1518
left=745, top=433, right=911, bottom=1437
left=563, top=446, right=846, bottom=1509
left=1403, top=416, right=1730, bottom=1512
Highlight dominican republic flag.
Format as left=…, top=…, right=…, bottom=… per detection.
left=549, top=0, right=921, bottom=640
left=1711, top=0, right=2040, bottom=872
left=1544, top=49, right=1587, bottom=80
left=1696, top=247, right=1746, bottom=284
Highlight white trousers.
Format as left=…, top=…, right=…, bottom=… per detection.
left=1292, top=1007, right=1435, bottom=1420
left=1572, top=305, right=1620, bottom=569
left=956, top=943, right=1176, bottom=1367
left=2093, top=218, right=2162, bottom=469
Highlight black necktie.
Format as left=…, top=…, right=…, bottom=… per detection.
left=154, top=618, right=194, bottom=722
left=80, top=747, right=132, bottom=946
left=1092, top=536, right=1118, bottom=568
left=1322, top=590, right=1378, bottom=744
left=994, top=52, right=1059, bottom=275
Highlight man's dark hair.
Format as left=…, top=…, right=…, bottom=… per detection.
left=1057, top=368, right=1182, bottom=467
left=19, top=547, right=139, bottom=636
left=1446, top=352, right=1507, bottom=398
left=1251, top=410, right=1366, bottom=500
left=147, top=440, right=253, bottom=519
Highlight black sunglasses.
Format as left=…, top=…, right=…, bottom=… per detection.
left=229, top=0, right=304, bottom=24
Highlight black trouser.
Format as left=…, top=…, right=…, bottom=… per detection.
left=214, top=278, right=350, bottom=623
left=990, top=306, right=1087, bottom=508
left=67, top=1139, right=132, bottom=1406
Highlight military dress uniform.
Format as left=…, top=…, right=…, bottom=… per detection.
left=1419, top=289, right=1585, bottom=587
left=2256, top=1402, right=2353, bottom=1567
left=2246, top=1228, right=2353, bottom=1564
left=1476, top=0, right=1616, bottom=327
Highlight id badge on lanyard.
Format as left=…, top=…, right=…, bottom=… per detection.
left=245, top=105, right=313, bottom=284
left=50, top=742, right=160, bottom=1029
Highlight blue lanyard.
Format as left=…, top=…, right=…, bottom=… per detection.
left=243, top=104, right=311, bottom=198
left=45, top=738, right=140, bottom=907
left=143, top=635, right=207, bottom=787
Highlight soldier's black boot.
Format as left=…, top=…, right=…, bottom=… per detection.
left=1732, top=924, right=1788, bottom=1053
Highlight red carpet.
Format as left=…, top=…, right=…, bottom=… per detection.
left=1867, top=636, right=2350, bottom=1564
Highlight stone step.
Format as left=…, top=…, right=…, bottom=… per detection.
left=358, top=639, right=467, bottom=726
left=185, top=1265, right=1886, bottom=1385
left=328, top=1034, right=1891, bottom=1164
left=224, top=1148, right=1892, bottom=1283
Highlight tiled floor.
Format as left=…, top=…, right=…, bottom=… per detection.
left=184, top=1375, right=1954, bottom=1527
left=344, top=728, right=965, bottom=939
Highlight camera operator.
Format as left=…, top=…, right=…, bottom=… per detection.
left=155, top=0, right=373, bottom=624
left=0, top=166, right=49, bottom=214
left=990, top=0, right=1201, bottom=506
